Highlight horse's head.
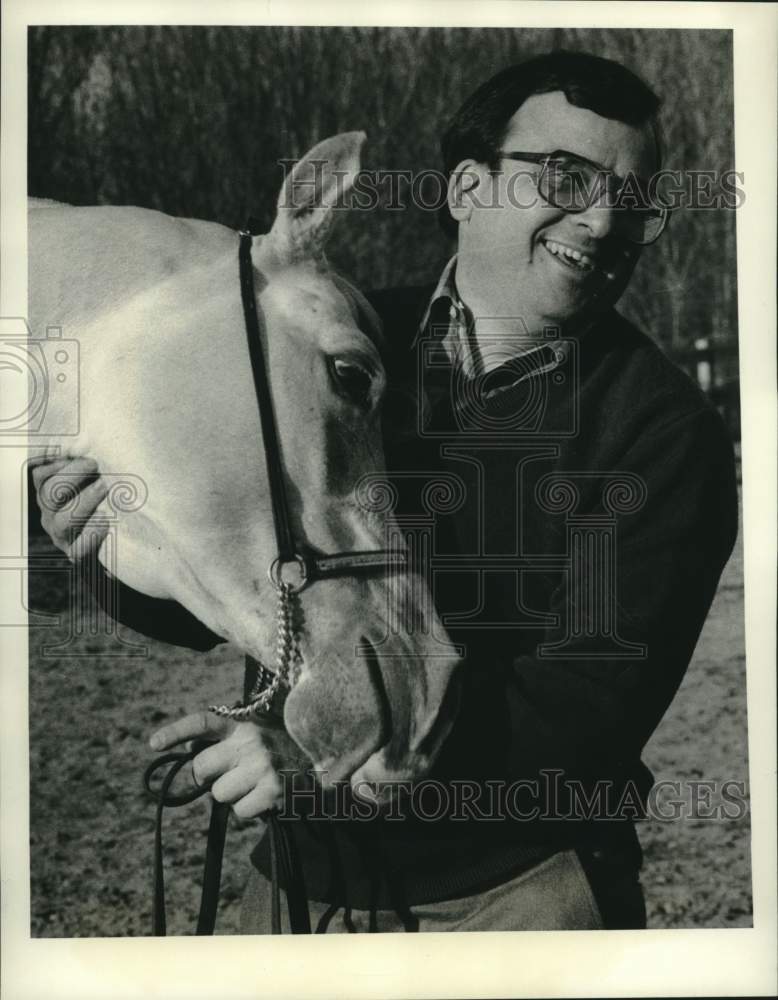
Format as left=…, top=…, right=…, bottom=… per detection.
left=238, top=133, right=463, bottom=792
left=30, top=134, right=461, bottom=796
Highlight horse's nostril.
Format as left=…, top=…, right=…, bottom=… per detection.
left=362, top=638, right=392, bottom=749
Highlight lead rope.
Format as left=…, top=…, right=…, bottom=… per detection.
left=143, top=740, right=229, bottom=936
left=144, top=751, right=308, bottom=935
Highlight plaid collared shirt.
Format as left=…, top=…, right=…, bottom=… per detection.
left=418, top=256, right=570, bottom=398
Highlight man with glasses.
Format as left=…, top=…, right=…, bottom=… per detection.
left=34, top=50, right=737, bottom=932
left=290, top=49, right=736, bottom=932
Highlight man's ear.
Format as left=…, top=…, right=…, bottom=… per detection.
left=447, top=159, right=482, bottom=224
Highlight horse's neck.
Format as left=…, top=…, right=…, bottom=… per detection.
left=28, top=202, right=235, bottom=452
left=28, top=202, right=232, bottom=337
left=28, top=203, right=255, bottom=604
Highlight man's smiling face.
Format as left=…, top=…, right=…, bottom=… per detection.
left=452, top=90, right=659, bottom=333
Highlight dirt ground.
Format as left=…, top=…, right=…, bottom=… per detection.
left=27, top=497, right=750, bottom=937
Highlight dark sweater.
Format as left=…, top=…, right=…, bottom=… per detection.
left=253, top=286, right=737, bottom=908
left=97, top=285, right=738, bottom=909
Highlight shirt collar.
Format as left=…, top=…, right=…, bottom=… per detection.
left=417, top=254, right=464, bottom=335
left=417, top=256, right=570, bottom=388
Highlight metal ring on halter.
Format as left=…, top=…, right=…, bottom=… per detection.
left=267, top=554, right=309, bottom=594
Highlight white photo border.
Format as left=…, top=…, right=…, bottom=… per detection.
left=1, top=2, right=775, bottom=998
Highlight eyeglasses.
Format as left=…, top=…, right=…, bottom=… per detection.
left=496, top=149, right=668, bottom=245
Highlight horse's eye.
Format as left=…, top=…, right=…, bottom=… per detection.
left=329, top=357, right=373, bottom=409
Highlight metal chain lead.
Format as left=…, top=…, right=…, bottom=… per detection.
left=208, top=582, right=296, bottom=720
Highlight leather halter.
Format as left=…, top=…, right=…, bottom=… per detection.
left=145, top=227, right=410, bottom=936
left=237, top=228, right=406, bottom=592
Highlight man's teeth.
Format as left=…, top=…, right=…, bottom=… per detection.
left=544, top=240, right=594, bottom=270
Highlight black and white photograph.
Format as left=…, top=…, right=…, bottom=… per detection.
left=1, top=2, right=775, bottom=998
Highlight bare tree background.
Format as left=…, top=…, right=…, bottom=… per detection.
left=28, top=27, right=738, bottom=387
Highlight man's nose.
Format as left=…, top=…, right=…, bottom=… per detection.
left=574, top=200, right=617, bottom=239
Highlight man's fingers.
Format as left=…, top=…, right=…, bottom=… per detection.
left=35, top=457, right=101, bottom=512
left=149, top=711, right=232, bottom=751
left=191, top=740, right=236, bottom=786
left=66, top=516, right=110, bottom=561
left=193, top=727, right=276, bottom=784
left=75, top=476, right=110, bottom=513
left=210, top=766, right=260, bottom=804
left=58, top=478, right=111, bottom=557
left=30, top=457, right=70, bottom=490
left=149, top=711, right=282, bottom=819
left=231, top=780, right=283, bottom=820
left=35, top=459, right=109, bottom=557
left=53, top=476, right=109, bottom=527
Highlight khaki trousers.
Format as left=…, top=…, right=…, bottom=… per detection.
left=240, top=849, right=613, bottom=933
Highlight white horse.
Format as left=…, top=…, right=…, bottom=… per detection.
left=28, top=133, right=461, bottom=795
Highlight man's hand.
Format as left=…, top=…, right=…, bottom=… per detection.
left=149, top=712, right=283, bottom=819
left=31, top=457, right=109, bottom=560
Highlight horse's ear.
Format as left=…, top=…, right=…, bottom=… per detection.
left=265, top=131, right=366, bottom=262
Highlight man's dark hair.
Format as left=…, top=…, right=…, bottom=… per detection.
left=439, top=50, right=663, bottom=236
